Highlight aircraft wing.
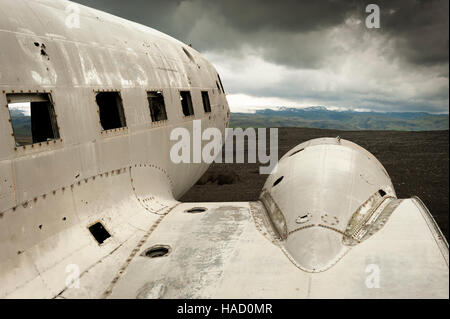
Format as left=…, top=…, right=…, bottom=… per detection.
left=0, top=0, right=447, bottom=299
left=2, top=138, right=448, bottom=299
left=53, top=198, right=448, bottom=299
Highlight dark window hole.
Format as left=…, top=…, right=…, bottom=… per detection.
left=147, top=91, right=168, bottom=122
left=7, top=93, right=60, bottom=146
left=88, top=222, right=111, bottom=244
left=378, top=189, right=386, bottom=197
left=95, top=92, right=127, bottom=131
left=180, top=91, right=194, bottom=116
left=273, top=176, right=284, bottom=187
left=143, top=245, right=171, bottom=258
left=201, top=91, right=211, bottom=113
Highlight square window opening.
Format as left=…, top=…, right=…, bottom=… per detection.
left=95, top=92, right=127, bottom=131
left=201, top=91, right=211, bottom=113
left=88, top=222, right=111, bottom=244
left=6, top=93, right=60, bottom=147
left=180, top=91, right=194, bottom=117
left=147, top=91, right=168, bottom=122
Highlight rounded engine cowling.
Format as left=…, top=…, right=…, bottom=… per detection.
left=260, top=137, right=396, bottom=272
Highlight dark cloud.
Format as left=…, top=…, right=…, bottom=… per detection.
left=73, top=0, right=448, bottom=68
left=73, top=0, right=357, bottom=68
left=366, top=0, right=449, bottom=66
left=188, top=0, right=355, bottom=33
left=72, top=0, right=448, bottom=113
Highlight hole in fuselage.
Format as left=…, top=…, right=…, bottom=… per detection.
left=147, top=91, right=168, bottom=122
left=185, top=207, right=207, bottom=213
left=296, top=214, right=310, bottom=224
left=179, top=91, right=194, bottom=116
left=6, top=93, right=60, bottom=147
left=273, top=176, right=284, bottom=187
left=143, top=245, right=171, bottom=258
left=289, top=148, right=304, bottom=157
left=95, top=92, right=127, bottom=131
left=378, top=189, right=386, bottom=197
left=88, top=222, right=111, bottom=244
left=182, top=47, right=195, bottom=63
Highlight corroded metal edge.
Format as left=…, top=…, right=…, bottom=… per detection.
left=412, top=196, right=449, bottom=266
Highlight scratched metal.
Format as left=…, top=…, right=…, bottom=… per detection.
left=0, top=0, right=228, bottom=298
left=0, top=0, right=448, bottom=299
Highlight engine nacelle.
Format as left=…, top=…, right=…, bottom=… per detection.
left=260, top=137, right=398, bottom=272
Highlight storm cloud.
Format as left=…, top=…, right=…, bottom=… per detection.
left=73, top=0, right=449, bottom=113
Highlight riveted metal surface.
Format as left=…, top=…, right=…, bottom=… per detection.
left=261, top=138, right=397, bottom=272
left=0, top=0, right=228, bottom=298
left=0, top=0, right=447, bottom=299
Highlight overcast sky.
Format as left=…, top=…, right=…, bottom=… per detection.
left=73, top=0, right=449, bottom=113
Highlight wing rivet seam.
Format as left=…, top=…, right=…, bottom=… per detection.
left=0, top=163, right=174, bottom=217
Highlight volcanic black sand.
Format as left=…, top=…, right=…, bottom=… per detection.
left=181, top=128, right=449, bottom=240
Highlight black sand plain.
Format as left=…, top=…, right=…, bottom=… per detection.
left=181, top=128, right=449, bottom=240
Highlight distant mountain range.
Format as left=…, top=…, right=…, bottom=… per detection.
left=230, top=107, right=449, bottom=131
left=8, top=106, right=449, bottom=132
left=9, top=108, right=31, bottom=138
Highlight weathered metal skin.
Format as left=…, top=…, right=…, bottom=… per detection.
left=0, top=0, right=229, bottom=297
left=260, top=137, right=397, bottom=272
left=0, top=0, right=448, bottom=299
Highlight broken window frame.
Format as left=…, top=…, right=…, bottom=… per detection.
left=6, top=92, right=60, bottom=147
left=182, top=47, right=195, bottom=63
left=216, top=81, right=222, bottom=94
left=217, top=74, right=225, bottom=94
left=201, top=91, right=211, bottom=113
left=179, top=91, right=195, bottom=117
left=94, top=91, right=127, bottom=131
left=147, top=90, right=168, bottom=123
